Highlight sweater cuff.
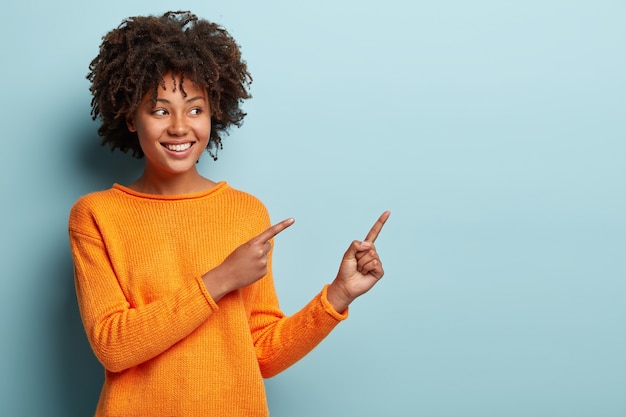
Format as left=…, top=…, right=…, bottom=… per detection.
left=195, top=275, right=220, bottom=311
left=320, top=284, right=349, bottom=321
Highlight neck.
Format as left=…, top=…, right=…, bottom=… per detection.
left=130, top=167, right=216, bottom=195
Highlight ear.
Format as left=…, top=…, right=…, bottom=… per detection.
left=126, top=115, right=137, bottom=132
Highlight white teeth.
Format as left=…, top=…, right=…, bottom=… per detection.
left=165, top=143, right=192, bottom=152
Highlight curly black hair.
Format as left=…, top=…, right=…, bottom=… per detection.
left=87, top=11, right=252, bottom=159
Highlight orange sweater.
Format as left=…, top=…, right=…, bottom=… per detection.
left=68, top=182, right=347, bottom=416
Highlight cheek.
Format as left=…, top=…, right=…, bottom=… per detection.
left=135, top=121, right=160, bottom=140
left=197, top=120, right=212, bottom=142
left=134, top=128, right=162, bottom=154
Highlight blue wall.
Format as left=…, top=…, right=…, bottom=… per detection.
left=2, top=1, right=625, bottom=416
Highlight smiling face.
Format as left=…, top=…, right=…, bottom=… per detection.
left=127, top=73, right=211, bottom=183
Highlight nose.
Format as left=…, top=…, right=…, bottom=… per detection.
left=168, top=113, right=189, bottom=136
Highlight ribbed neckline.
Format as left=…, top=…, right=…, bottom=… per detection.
left=112, top=181, right=228, bottom=201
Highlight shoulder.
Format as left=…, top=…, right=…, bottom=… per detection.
left=220, top=185, right=271, bottom=227
left=222, top=185, right=267, bottom=210
left=68, top=188, right=119, bottom=234
left=70, top=188, right=119, bottom=214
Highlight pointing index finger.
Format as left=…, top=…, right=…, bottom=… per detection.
left=364, top=211, right=391, bottom=243
left=257, top=218, right=295, bottom=242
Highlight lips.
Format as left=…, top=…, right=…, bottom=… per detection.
left=163, top=142, right=193, bottom=152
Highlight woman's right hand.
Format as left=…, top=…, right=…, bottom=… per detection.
left=202, top=218, right=295, bottom=301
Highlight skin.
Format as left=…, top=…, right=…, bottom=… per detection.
left=127, top=72, right=390, bottom=312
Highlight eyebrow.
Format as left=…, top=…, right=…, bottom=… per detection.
left=155, top=96, right=207, bottom=105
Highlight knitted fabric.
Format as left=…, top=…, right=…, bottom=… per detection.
left=69, top=182, right=347, bottom=416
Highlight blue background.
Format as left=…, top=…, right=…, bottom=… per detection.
left=1, top=1, right=625, bottom=416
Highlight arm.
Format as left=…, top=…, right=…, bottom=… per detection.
left=70, top=230, right=217, bottom=372
left=246, top=212, right=390, bottom=377
left=246, top=258, right=349, bottom=378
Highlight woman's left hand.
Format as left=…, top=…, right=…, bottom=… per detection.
left=327, top=211, right=390, bottom=312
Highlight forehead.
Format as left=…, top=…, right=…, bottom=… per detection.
left=157, top=73, right=207, bottom=96
left=138, top=73, right=209, bottom=108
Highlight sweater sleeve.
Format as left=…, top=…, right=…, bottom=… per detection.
left=243, top=244, right=349, bottom=378
left=69, top=210, right=218, bottom=373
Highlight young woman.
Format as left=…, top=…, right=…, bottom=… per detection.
left=69, top=11, right=389, bottom=416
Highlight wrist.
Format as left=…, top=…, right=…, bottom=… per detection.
left=201, top=265, right=231, bottom=303
left=326, top=281, right=352, bottom=313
